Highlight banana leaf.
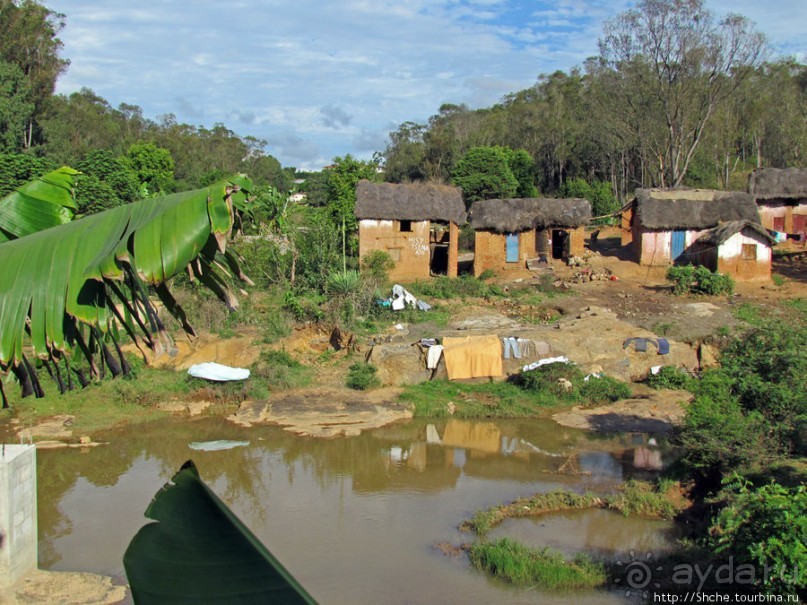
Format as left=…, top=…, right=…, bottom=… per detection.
left=0, top=176, right=251, bottom=372
left=123, top=460, right=317, bottom=605
left=0, top=167, right=78, bottom=243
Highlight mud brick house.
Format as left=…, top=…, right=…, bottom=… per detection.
left=748, top=167, right=807, bottom=240
left=469, top=198, right=591, bottom=276
left=623, top=188, right=761, bottom=268
left=355, top=180, right=466, bottom=281
left=689, top=220, right=776, bottom=282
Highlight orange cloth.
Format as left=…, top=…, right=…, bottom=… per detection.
left=442, top=335, right=503, bottom=380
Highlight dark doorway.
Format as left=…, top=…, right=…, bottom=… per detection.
left=551, top=230, right=569, bottom=259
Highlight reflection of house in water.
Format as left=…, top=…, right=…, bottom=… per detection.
left=354, top=421, right=668, bottom=494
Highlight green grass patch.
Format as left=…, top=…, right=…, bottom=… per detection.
left=464, top=490, right=604, bottom=535
left=399, top=379, right=563, bottom=418
left=468, top=538, right=606, bottom=589
left=406, top=275, right=506, bottom=300
left=607, top=479, right=681, bottom=519
left=250, top=349, right=313, bottom=392
left=645, top=366, right=695, bottom=391
left=463, top=482, right=683, bottom=536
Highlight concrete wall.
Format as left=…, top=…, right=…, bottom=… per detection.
left=0, top=445, right=37, bottom=591
left=635, top=228, right=706, bottom=266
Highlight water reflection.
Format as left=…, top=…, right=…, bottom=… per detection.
left=35, top=416, right=673, bottom=605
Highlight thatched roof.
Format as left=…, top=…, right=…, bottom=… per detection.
left=469, top=198, right=591, bottom=232
left=696, top=220, right=776, bottom=247
left=355, top=180, right=466, bottom=224
left=748, top=168, right=807, bottom=200
left=633, top=189, right=759, bottom=230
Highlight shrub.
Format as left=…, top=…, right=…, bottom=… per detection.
left=509, top=363, right=583, bottom=400
left=346, top=362, right=381, bottom=390
left=666, top=265, right=734, bottom=296
left=579, top=374, right=631, bottom=403
left=709, top=480, right=807, bottom=594
left=361, top=250, right=395, bottom=283
left=646, top=366, right=695, bottom=391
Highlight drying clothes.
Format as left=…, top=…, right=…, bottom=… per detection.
left=417, top=300, right=432, bottom=311
left=391, top=284, right=418, bottom=310
left=427, top=344, right=444, bottom=370
left=522, top=356, right=570, bottom=372
left=517, top=338, right=532, bottom=358
left=420, top=338, right=437, bottom=347
left=442, top=335, right=503, bottom=380
left=533, top=340, right=552, bottom=357
left=502, top=336, right=522, bottom=359
left=655, top=338, right=670, bottom=355
left=623, top=337, right=651, bottom=353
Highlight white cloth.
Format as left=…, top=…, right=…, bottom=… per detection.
left=427, top=344, right=444, bottom=369
left=521, top=356, right=570, bottom=372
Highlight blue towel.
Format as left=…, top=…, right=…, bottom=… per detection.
left=656, top=338, right=670, bottom=355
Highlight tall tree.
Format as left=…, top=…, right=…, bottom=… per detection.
left=0, top=0, right=69, bottom=148
left=326, top=155, right=379, bottom=271
left=597, top=0, right=767, bottom=188
left=0, top=60, right=34, bottom=152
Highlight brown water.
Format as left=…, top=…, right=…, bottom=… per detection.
left=35, top=416, right=676, bottom=604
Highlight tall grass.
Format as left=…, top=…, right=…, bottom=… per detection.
left=468, top=538, right=606, bottom=589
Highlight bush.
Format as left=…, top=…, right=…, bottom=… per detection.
left=666, top=265, right=734, bottom=296
left=346, top=362, right=381, bottom=390
left=509, top=363, right=583, bottom=400
left=646, top=366, right=695, bottom=391
left=709, top=480, right=807, bottom=594
left=579, top=374, right=631, bottom=403
left=361, top=250, right=395, bottom=283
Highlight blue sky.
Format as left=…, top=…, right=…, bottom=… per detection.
left=47, top=0, right=806, bottom=171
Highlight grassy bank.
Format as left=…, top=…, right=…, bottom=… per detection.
left=463, top=480, right=684, bottom=536
left=468, top=538, right=606, bottom=589
left=400, top=365, right=631, bottom=418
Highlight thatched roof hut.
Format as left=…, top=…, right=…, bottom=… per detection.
left=469, top=198, right=591, bottom=233
left=748, top=168, right=807, bottom=200
left=633, top=189, right=759, bottom=230
left=695, top=220, right=776, bottom=247
left=355, top=180, right=466, bottom=225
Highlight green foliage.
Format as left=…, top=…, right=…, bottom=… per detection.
left=646, top=366, right=695, bottom=391
left=557, top=178, right=619, bottom=221
left=578, top=374, right=631, bottom=403
left=74, top=173, right=122, bottom=215
left=667, top=265, right=734, bottom=296
left=509, top=363, right=584, bottom=401
left=677, top=395, right=776, bottom=482
left=124, top=461, right=317, bottom=605
left=123, top=141, right=175, bottom=194
left=407, top=275, right=504, bottom=300
left=709, top=480, right=807, bottom=594
left=251, top=349, right=311, bottom=391
left=360, top=249, right=395, bottom=284
left=0, top=59, right=34, bottom=153
left=346, top=362, right=381, bottom=390
left=469, top=538, right=606, bottom=589
left=607, top=479, right=680, bottom=519
left=502, top=147, right=538, bottom=197
left=451, top=146, right=519, bottom=204
left=717, top=319, right=807, bottom=452
left=77, top=149, right=140, bottom=205
left=0, top=153, right=56, bottom=197
left=326, top=269, right=361, bottom=296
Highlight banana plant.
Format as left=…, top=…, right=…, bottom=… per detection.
left=124, top=460, right=317, bottom=604
left=0, top=166, right=79, bottom=242
left=0, top=172, right=253, bottom=406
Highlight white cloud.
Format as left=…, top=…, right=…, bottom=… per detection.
left=47, top=0, right=806, bottom=170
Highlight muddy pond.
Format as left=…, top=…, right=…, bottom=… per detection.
left=36, top=416, right=678, bottom=604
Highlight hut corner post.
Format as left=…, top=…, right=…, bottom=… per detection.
left=448, top=221, right=459, bottom=278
